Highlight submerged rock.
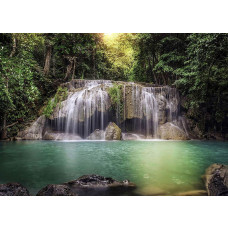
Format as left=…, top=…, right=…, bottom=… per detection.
left=105, top=122, right=122, bottom=140
left=204, top=164, right=228, bottom=196
left=37, top=184, right=77, bottom=196
left=0, top=183, right=30, bottom=196
left=37, top=174, right=136, bottom=196
left=87, top=129, right=105, bottom=140
left=158, top=122, right=189, bottom=140
left=17, top=115, right=46, bottom=140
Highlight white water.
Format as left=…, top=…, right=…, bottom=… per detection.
left=48, top=80, right=187, bottom=139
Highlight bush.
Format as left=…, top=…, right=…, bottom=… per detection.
left=43, top=86, right=68, bottom=118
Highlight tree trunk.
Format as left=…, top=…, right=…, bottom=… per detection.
left=161, top=73, right=166, bottom=85
left=1, top=114, right=7, bottom=139
left=72, top=58, right=76, bottom=80
left=93, top=48, right=96, bottom=79
left=44, top=45, right=52, bottom=75
left=1, top=78, right=8, bottom=139
left=52, top=54, right=56, bottom=76
left=64, top=56, right=76, bottom=81
left=9, top=35, right=17, bottom=58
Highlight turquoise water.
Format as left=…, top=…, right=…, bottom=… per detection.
left=0, top=140, right=228, bottom=195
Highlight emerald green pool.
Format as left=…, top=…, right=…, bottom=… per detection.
left=0, top=140, right=228, bottom=195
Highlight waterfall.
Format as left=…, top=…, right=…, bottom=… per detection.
left=47, top=80, right=188, bottom=140
left=50, top=80, right=112, bottom=138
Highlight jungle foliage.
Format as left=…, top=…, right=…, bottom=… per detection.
left=0, top=33, right=227, bottom=138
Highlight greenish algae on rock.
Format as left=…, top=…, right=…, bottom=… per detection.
left=105, top=122, right=122, bottom=140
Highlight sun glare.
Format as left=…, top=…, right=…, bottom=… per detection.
left=104, top=33, right=113, bottom=36
left=103, top=33, right=118, bottom=41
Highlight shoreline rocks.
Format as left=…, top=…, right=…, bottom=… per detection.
left=37, top=174, right=136, bottom=196
left=0, top=183, right=30, bottom=196
left=204, top=163, right=228, bottom=196
left=37, top=184, right=77, bottom=196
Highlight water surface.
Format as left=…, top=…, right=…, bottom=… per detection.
left=0, top=140, right=227, bottom=195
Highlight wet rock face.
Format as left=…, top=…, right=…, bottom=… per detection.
left=37, top=174, right=136, bottom=196
left=105, top=122, right=122, bottom=140
left=87, top=129, right=105, bottom=140
left=158, top=122, right=189, bottom=140
left=17, top=115, right=46, bottom=140
left=37, top=184, right=77, bottom=196
left=0, top=183, right=30, bottom=196
left=204, top=164, right=228, bottom=196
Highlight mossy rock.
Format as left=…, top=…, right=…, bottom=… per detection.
left=105, top=122, right=122, bottom=140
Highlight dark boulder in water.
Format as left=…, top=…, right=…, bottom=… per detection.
left=204, top=164, right=228, bottom=196
left=37, top=174, right=136, bottom=196
left=37, top=184, right=77, bottom=196
left=0, top=183, right=30, bottom=196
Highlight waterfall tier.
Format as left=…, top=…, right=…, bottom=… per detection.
left=45, top=79, right=189, bottom=140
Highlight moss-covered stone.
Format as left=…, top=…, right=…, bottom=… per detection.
left=105, top=122, right=122, bottom=140
left=43, top=86, right=68, bottom=118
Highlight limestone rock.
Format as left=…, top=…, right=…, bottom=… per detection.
left=105, top=122, right=122, bottom=140
left=158, top=122, right=189, bottom=140
left=87, top=129, right=105, bottom=140
left=17, top=115, right=46, bottom=140
left=0, top=183, right=30, bottom=196
left=204, top=164, right=228, bottom=196
left=37, top=184, right=77, bottom=196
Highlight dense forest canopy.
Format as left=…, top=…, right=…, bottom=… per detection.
left=0, top=33, right=227, bottom=139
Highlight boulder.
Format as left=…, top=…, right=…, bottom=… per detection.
left=0, top=183, right=30, bottom=196
left=17, top=115, right=46, bottom=140
left=204, top=164, right=228, bottom=196
left=37, top=184, right=77, bottom=196
left=37, top=174, right=136, bottom=196
left=105, top=122, right=122, bottom=140
left=158, top=122, right=189, bottom=140
left=87, top=129, right=105, bottom=140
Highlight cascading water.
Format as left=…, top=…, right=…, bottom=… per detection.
left=46, top=80, right=188, bottom=140
left=49, top=80, right=112, bottom=138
